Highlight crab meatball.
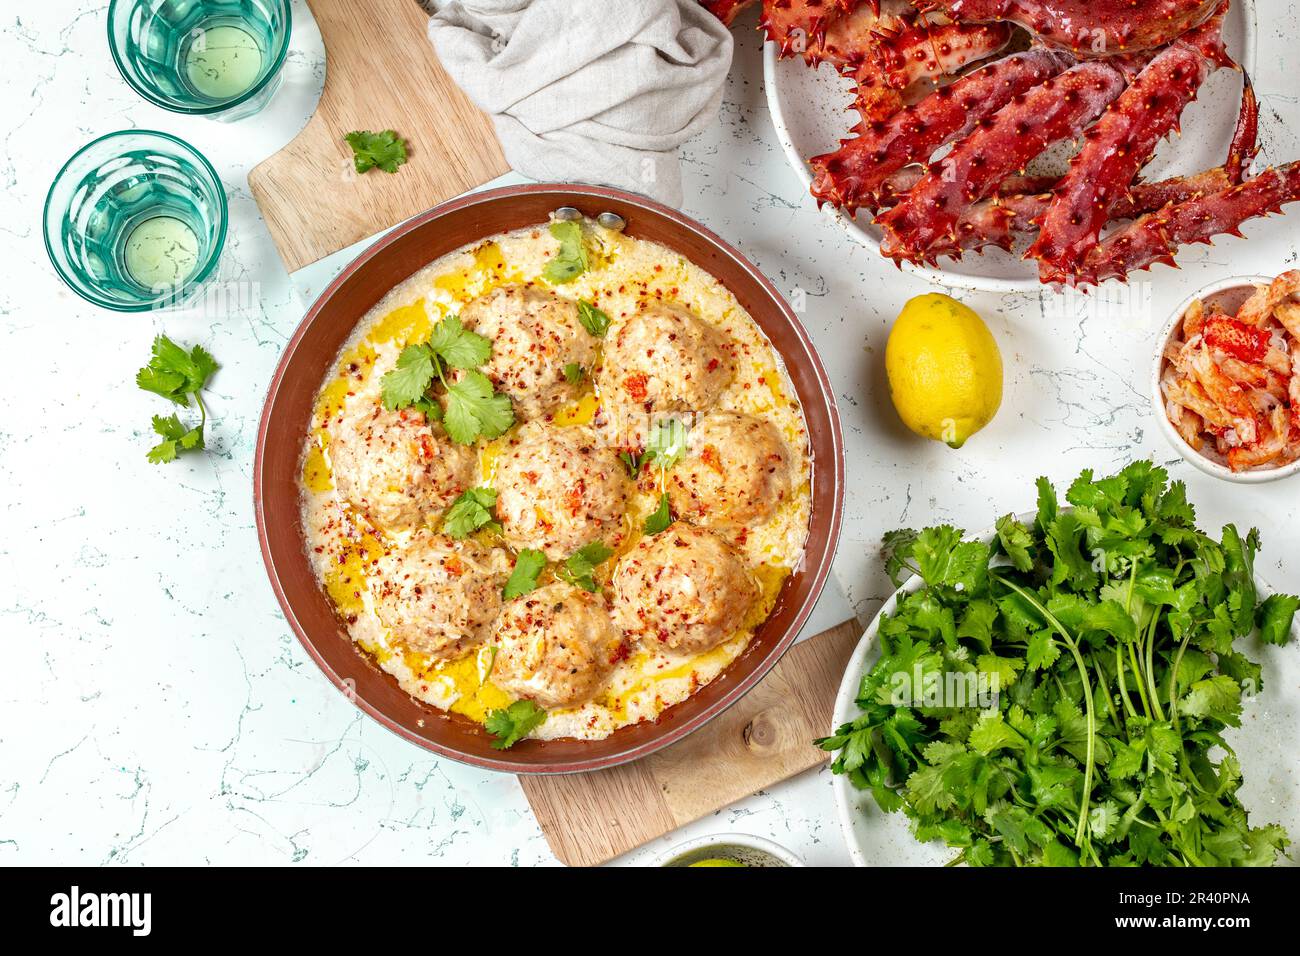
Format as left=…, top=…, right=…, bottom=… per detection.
left=491, top=583, right=621, bottom=708
left=329, top=405, right=476, bottom=531
left=460, top=285, right=596, bottom=420
left=611, top=525, right=758, bottom=656
left=372, top=533, right=510, bottom=661
left=493, top=422, right=631, bottom=560
left=597, top=304, right=734, bottom=440
left=667, top=412, right=793, bottom=531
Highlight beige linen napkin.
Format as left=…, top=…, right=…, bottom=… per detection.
left=427, top=0, right=734, bottom=206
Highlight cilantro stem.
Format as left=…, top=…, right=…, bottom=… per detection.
left=1114, top=644, right=1139, bottom=720
left=1167, top=631, right=1193, bottom=731
left=992, top=573, right=1095, bottom=848
left=1143, top=611, right=1166, bottom=723
left=1127, top=643, right=1152, bottom=717
left=1089, top=651, right=1116, bottom=730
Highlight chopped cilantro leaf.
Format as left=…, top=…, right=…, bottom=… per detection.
left=444, top=370, right=515, bottom=444
left=576, top=300, right=611, bottom=337
left=443, top=487, right=498, bottom=539
left=485, top=699, right=547, bottom=749
left=543, top=220, right=588, bottom=284
left=557, top=541, right=614, bottom=593
left=644, top=493, right=672, bottom=535
left=503, top=549, right=546, bottom=600
left=344, top=129, right=408, bottom=174
left=381, top=344, right=437, bottom=410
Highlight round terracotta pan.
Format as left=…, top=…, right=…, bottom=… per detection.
left=254, top=184, right=845, bottom=774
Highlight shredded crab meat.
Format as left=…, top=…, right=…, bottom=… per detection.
left=1161, top=270, right=1300, bottom=471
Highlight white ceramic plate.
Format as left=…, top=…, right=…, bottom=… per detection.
left=764, top=3, right=1257, bottom=293
left=831, top=512, right=1300, bottom=866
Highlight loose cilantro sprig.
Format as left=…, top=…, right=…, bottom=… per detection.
left=344, top=129, right=408, bottom=174
left=443, top=487, right=499, bottom=539
left=543, top=220, right=588, bottom=284
left=644, top=494, right=672, bottom=535
left=557, top=542, right=614, bottom=593
left=485, top=699, right=547, bottom=749
left=380, top=316, right=514, bottom=444
left=821, top=461, right=1297, bottom=868
left=136, top=335, right=218, bottom=464
left=576, top=300, right=610, bottom=337
left=503, top=549, right=546, bottom=600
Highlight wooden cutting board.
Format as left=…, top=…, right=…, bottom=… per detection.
left=249, top=0, right=508, bottom=273
left=520, top=618, right=861, bottom=867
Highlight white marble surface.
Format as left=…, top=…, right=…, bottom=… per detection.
left=2, top=1, right=1298, bottom=867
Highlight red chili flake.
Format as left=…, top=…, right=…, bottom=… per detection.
left=564, top=479, right=586, bottom=517
left=623, top=373, right=650, bottom=402
left=610, top=641, right=633, bottom=665
left=444, top=555, right=465, bottom=576
left=1204, top=316, right=1271, bottom=363
left=706, top=358, right=720, bottom=372
left=700, top=444, right=724, bottom=475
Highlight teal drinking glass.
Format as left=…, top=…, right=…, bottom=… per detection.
left=44, top=130, right=228, bottom=312
left=108, top=0, right=292, bottom=121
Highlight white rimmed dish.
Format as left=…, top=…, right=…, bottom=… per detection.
left=830, top=513, right=1300, bottom=866
left=762, top=3, right=1256, bottom=294
left=1152, top=274, right=1300, bottom=484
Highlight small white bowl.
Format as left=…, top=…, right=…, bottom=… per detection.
left=1151, top=274, right=1300, bottom=484
left=655, top=832, right=804, bottom=867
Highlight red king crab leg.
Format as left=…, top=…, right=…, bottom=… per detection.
left=1027, top=6, right=1230, bottom=284
left=934, top=69, right=1261, bottom=259
left=914, top=0, right=1222, bottom=55
left=809, top=49, right=1072, bottom=213
left=877, top=60, right=1127, bottom=263
left=1080, top=161, right=1300, bottom=284
left=951, top=168, right=1240, bottom=255
left=845, top=17, right=1012, bottom=125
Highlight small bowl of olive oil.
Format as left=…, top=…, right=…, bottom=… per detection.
left=657, top=833, right=804, bottom=867
left=44, top=130, right=227, bottom=312
left=108, top=0, right=292, bottom=121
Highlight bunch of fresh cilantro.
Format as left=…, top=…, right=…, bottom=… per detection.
left=819, top=461, right=1297, bottom=867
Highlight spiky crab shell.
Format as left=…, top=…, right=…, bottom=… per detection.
left=1079, top=162, right=1300, bottom=286
left=877, top=60, right=1128, bottom=262
left=809, top=49, right=1071, bottom=213
left=915, top=0, right=1223, bottom=55
left=1027, top=10, right=1226, bottom=284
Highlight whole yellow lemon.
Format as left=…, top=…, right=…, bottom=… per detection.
left=884, top=293, right=1003, bottom=449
